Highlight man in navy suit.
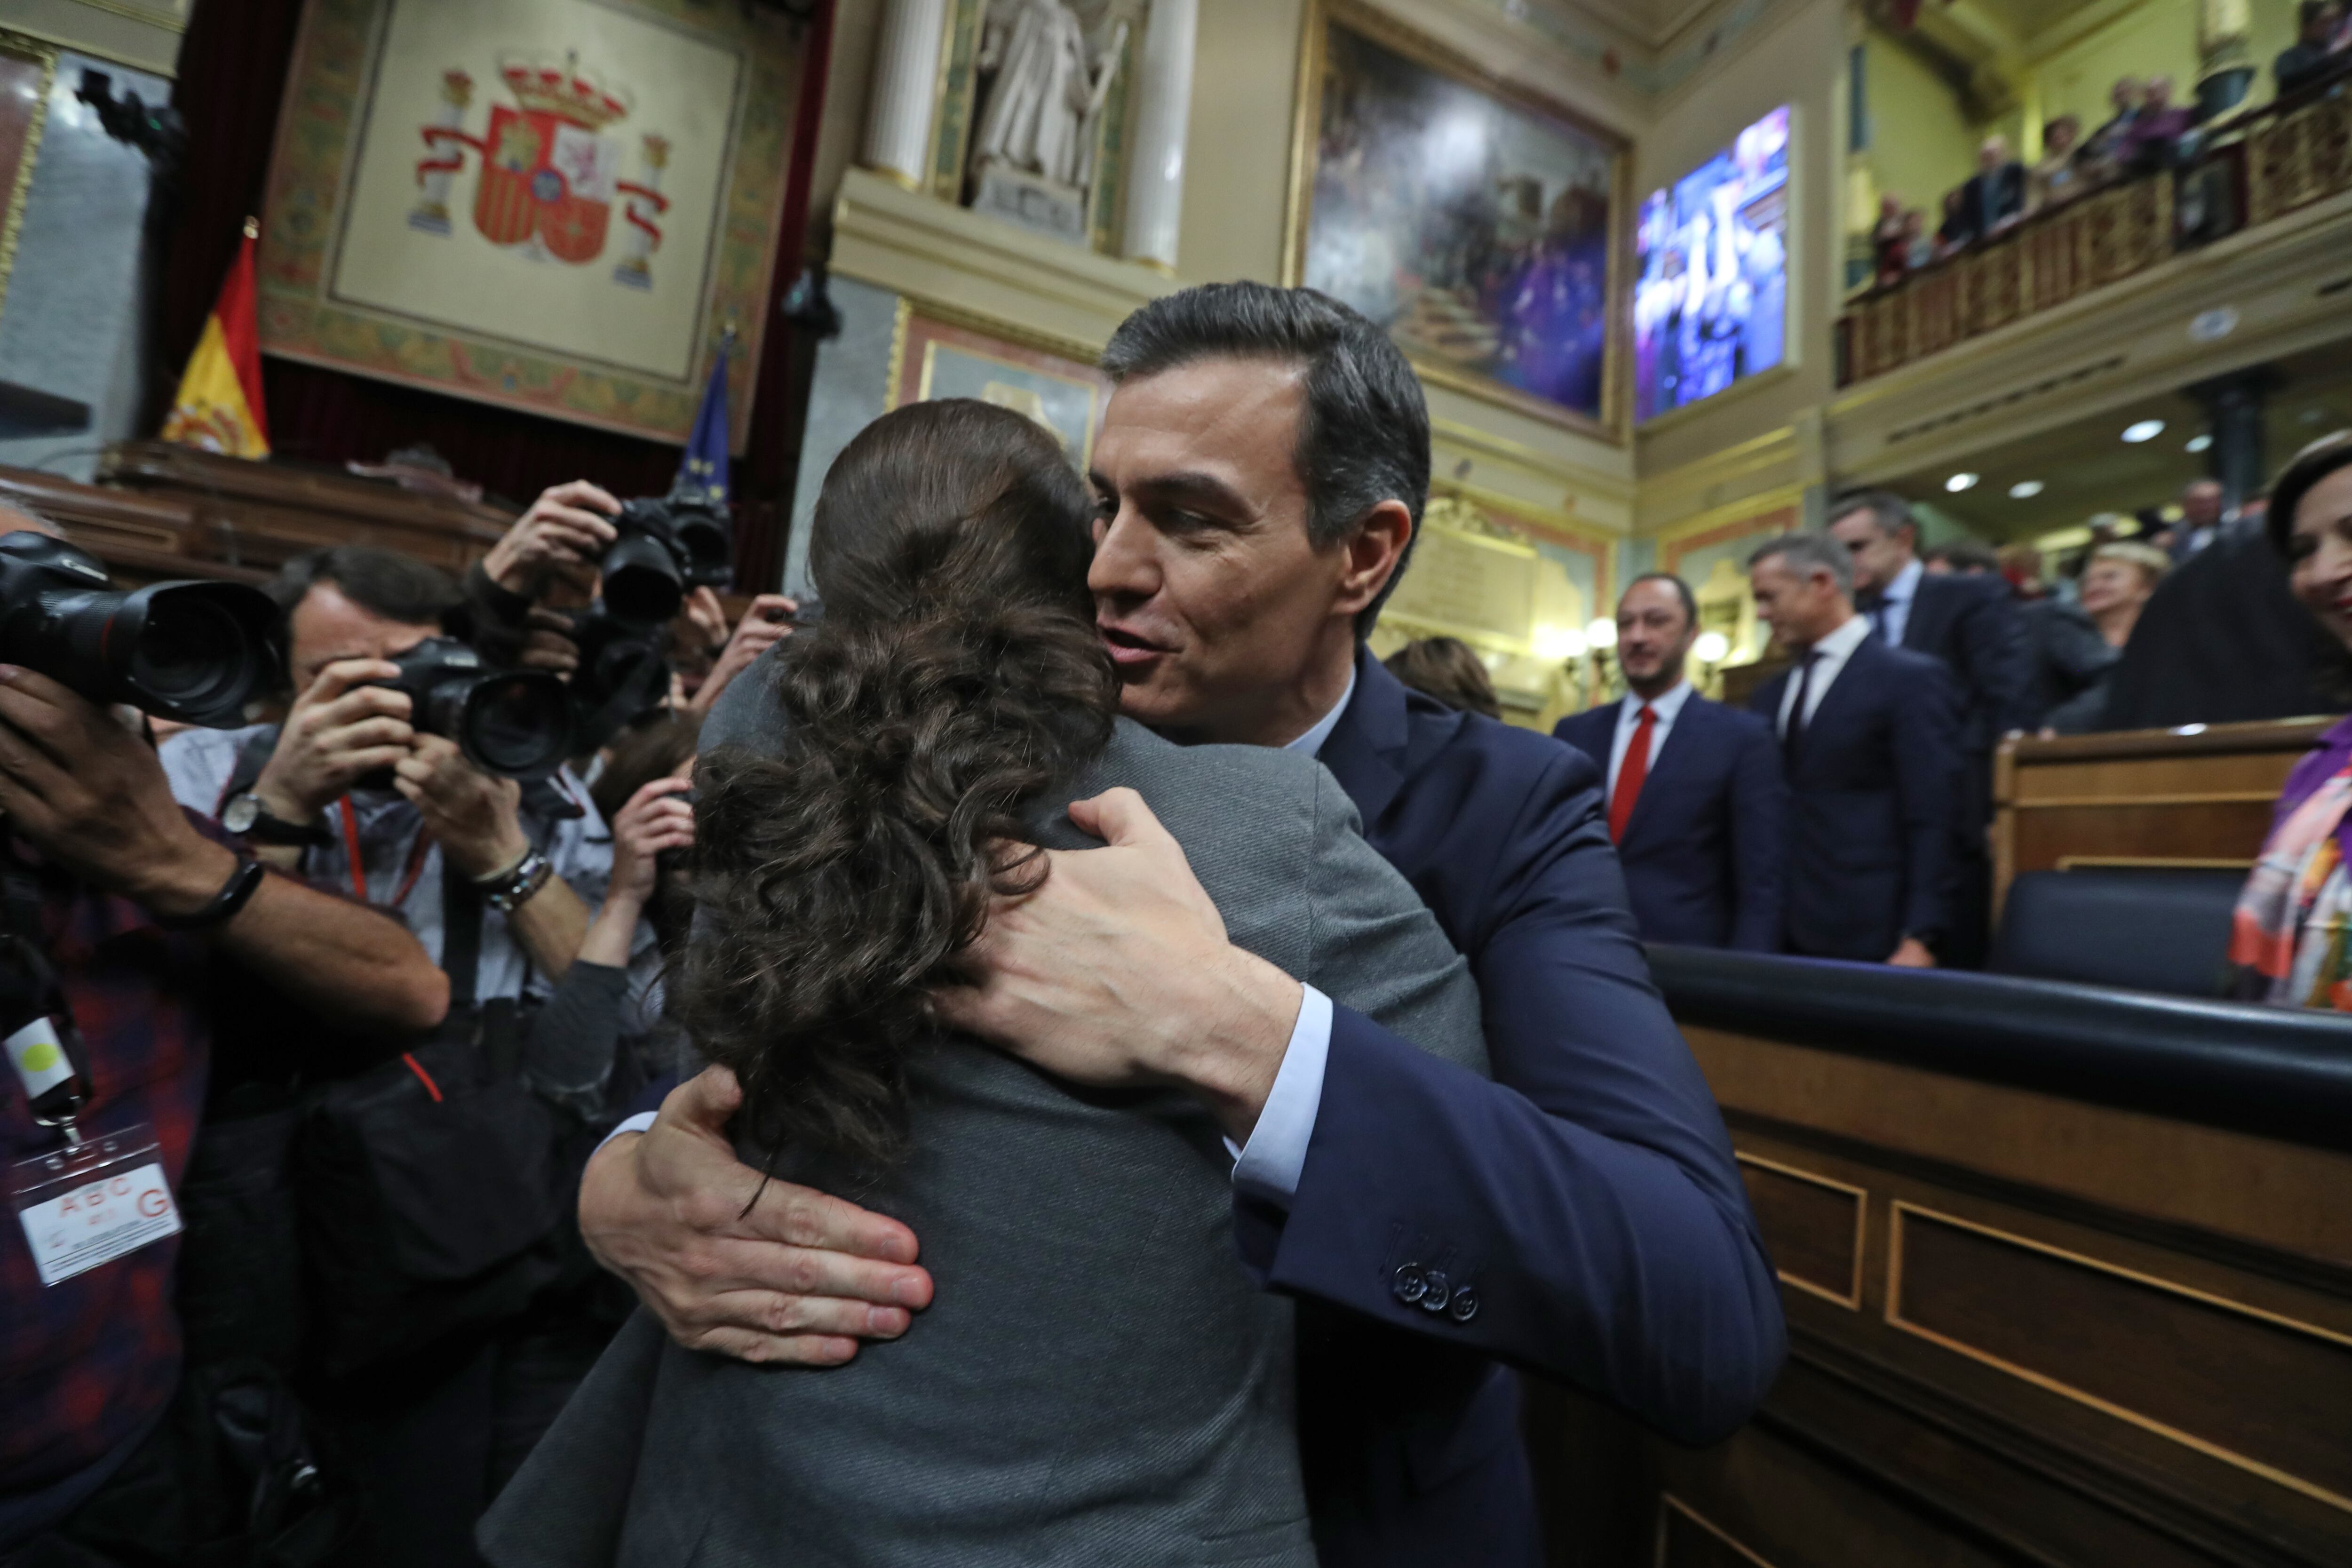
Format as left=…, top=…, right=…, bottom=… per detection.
left=577, top=284, right=1783, bottom=1567
left=1554, top=573, right=1785, bottom=950
left=1747, top=533, right=1963, bottom=965
left=1828, top=492, right=2029, bottom=964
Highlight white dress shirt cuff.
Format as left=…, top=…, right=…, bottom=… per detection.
left=596, top=1109, right=658, bottom=1155
left=1227, top=984, right=1333, bottom=1208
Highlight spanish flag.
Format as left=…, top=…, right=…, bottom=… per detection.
left=162, top=217, right=269, bottom=458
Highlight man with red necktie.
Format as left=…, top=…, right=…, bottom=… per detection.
left=1556, top=573, right=1788, bottom=951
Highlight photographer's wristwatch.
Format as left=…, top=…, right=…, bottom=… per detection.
left=222, top=792, right=332, bottom=847
left=475, top=848, right=553, bottom=913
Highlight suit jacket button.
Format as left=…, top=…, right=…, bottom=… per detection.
left=1418, top=1268, right=1451, bottom=1313
left=1448, top=1288, right=1480, bottom=1323
left=1391, top=1264, right=1428, bottom=1305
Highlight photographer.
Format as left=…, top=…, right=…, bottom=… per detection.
left=156, top=545, right=628, bottom=1566
left=464, top=479, right=795, bottom=727
left=161, top=548, right=610, bottom=995
left=0, top=507, right=446, bottom=1560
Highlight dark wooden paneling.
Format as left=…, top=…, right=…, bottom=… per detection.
left=1739, top=1156, right=1864, bottom=1309
left=1657, top=1497, right=1779, bottom=1568
left=1890, top=1206, right=2352, bottom=1514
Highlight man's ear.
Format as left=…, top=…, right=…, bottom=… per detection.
left=1333, top=500, right=1414, bottom=621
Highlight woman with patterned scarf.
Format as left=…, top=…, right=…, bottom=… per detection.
left=2233, top=430, right=2352, bottom=1005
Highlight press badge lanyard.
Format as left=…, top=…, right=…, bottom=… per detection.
left=334, top=796, right=434, bottom=909
left=0, top=847, right=184, bottom=1286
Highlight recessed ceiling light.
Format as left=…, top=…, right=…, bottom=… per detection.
left=2009, top=480, right=2045, bottom=499
left=2122, top=419, right=2166, bottom=444
left=2185, top=433, right=2213, bottom=453
left=1945, top=472, right=1979, bottom=493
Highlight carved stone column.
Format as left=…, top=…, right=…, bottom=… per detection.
left=2187, top=365, right=2280, bottom=511
left=863, top=0, right=950, bottom=191
left=1120, top=0, right=1198, bottom=272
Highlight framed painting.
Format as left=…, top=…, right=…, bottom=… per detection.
left=257, top=0, right=800, bottom=448
left=0, top=29, right=56, bottom=321
left=1285, top=0, right=1630, bottom=440
left=884, top=298, right=1112, bottom=469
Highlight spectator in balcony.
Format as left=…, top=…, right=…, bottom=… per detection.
left=1961, top=135, right=2028, bottom=239
left=2030, top=115, right=2087, bottom=209
left=1873, top=195, right=1908, bottom=288
left=1935, top=188, right=1971, bottom=256
left=2119, top=76, right=2195, bottom=173
left=1382, top=635, right=1502, bottom=721
left=2275, top=1, right=2347, bottom=97
left=1903, top=207, right=1933, bottom=271
left=2173, top=478, right=2230, bottom=559
left=2229, top=431, right=2352, bottom=1007
left=2083, top=76, right=2145, bottom=174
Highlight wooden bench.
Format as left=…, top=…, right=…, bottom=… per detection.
left=1992, top=718, right=2336, bottom=920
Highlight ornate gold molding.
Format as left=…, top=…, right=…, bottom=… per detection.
left=0, top=29, right=57, bottom=324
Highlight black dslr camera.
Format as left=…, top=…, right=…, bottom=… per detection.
left=0, top=533, right=278, bottom=727
left=369, top=637, right=573, bottom=782
left=602, top=487, right=731, bottom=623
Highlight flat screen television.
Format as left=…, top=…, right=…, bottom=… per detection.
left=1633, top=106, right=1790, bottom=423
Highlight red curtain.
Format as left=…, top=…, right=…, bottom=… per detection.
left=159, top=0, right=821, bottom=585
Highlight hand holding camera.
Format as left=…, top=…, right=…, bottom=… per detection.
left=0, top=664, right=241, bottom=918
left=252, top=657, right=416, bottom=825
left=608, top=774, right=694, bottom=909
left=688, top=594, right=798, bottom=717
left=485, top=480, right=622, bottom=597
left=394, top=733, right=529, bottom=881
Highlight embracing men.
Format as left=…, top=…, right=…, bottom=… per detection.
left=579, top=284, right=1782, bottom=1563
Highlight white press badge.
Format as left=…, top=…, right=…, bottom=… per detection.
left=10, top=1121, right=182, bottom=1286
left=8, top=1012, right=181, bottom=1287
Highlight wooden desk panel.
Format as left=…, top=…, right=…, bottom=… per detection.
left=1530, top=1022, right=2352, bottom=1568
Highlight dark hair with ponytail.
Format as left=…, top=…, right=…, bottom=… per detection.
left=680, top=399, right=1117, bottom=1169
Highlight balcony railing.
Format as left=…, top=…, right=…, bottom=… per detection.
left=1836, top=83, right=2352, bottom=387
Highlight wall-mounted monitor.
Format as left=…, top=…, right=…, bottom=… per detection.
left=1633, top=106, right=1790, bottom=424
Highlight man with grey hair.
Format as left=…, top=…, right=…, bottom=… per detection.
left=1747, top=533, right=1962, bottom=964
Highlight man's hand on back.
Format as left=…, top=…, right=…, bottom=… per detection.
left=933, top=788, right=1302, bottom=1142
left=580, top=1066, right=934, bottom=1363
left=0, top=666, right=238, bottom=918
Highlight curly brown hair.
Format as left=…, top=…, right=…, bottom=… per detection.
left=680, top=399, right=1117, bottom=1170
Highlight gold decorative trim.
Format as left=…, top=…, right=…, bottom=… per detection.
left=1735, top=1152, right=1867, bottom=1311
left=882, top=294, right=915, bottom=409
left=1885, top=1202, right=2352, bottom=1517
left=0, top=29, right=58, bottom=323
left=925, top=0, right=976, bottom=202
left=913, top=336, right=1102, bottom=460
left=866, top=163, right=925, bottom=194
left=2010, top=791, right=2281, bottom=808
left=1655, top=1496, right=1783, bottom=1568
left=2053, top=855, right=2255, bottom=872
left=892, top=288, right=1103, bottom=370
left=1282, top=0, right=1632, bottom=445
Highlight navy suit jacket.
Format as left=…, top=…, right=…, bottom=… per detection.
left=1748, top=632, right=1962, bottom=960
left=1552, top=695, right=1787, bottom=952
left=1246, top=651, right=1785, bottom=1568
left=1892, top=571, right=2034, bottom=765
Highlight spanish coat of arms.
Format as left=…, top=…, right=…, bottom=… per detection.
left=409, top=52, right=672, bottom=288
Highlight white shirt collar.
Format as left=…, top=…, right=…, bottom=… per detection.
left=1806, top=611, right=1872, bottom=661
left=1285, top=665, right=1358, bottom=759
left=1885, top=557, right=1924, bottom=606
left=1621, top=679, right=1695, bottom=724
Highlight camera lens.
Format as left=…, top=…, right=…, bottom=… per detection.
left=129, top=591, right=267, bottom=716
left=603, top=533, right=684, bottom=623
left=461, top=672, right=572, bottom=779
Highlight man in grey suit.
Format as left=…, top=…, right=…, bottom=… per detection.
left=482, top=673, right=1487, bottom=1567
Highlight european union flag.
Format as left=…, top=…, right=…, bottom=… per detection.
left=677, top=339, right=731, bottom=503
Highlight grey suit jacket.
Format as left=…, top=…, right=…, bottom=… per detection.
left=481, top=692, right=1485, bottom=1568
